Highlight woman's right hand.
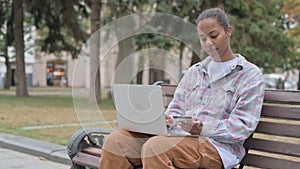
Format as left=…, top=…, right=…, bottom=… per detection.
left=165, top=115, right=174, bottom=127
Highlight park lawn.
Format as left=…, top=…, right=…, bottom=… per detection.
left=0, top=93, right=118, bottom=146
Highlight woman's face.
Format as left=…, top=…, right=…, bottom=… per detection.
left=197, top=18, right=232, bottom=61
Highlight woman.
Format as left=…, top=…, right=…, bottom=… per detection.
left=100, top=7, right=265, bottom=169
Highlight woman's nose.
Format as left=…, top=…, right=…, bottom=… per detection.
left=206, top=38, right=213, bottom=46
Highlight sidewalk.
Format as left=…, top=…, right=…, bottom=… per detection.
left=0, top=133, right=71, bottom=168
left=0, top=147, right=69, bottom=169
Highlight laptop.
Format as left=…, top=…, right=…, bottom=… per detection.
left=112, top=84, right=196, bottom=137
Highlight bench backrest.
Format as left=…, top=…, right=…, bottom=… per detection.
left=241, top=90, right=300, bottom=169
left=161, top=85, right=177, bottom=108
left=160, top=85, right=300, bottom=169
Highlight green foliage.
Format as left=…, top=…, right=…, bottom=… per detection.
left=24, top=0, right=90, bottom=58
left=97, top=0, right=294, bottom=72
left=226, top=0, right=294, bottom=71
left=280, top=0, right=300, bottom=70
left=2, top=0, right=294, bottom=72
left=0, top=0, right=14, bottom=51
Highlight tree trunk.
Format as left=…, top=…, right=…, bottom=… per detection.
left=13, top=0, right=28, bottom=97
left=3, top=47, right=11, bottom=89
left=179, top=42, right=184, bottom=80
left=298, top=65, right=300, bottom=90
left=90, top=0, right=101, bottom=104
left=114, top=38, right=136, bottom=84
left=136, top=55, right=144, bottom=84
left=114, top=10, right=136, bottom=84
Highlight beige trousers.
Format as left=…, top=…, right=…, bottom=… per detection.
left=99, top=129, right=223, bottom=169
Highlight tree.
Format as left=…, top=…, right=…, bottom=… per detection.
left=151, top=0, right=205, bottom=69
left=104, top=0, right=137, bottom=84
left=281, top=0, right=300, bottom=89
left=97, top=1, right=199, bottom=84
left=152, top=0, right=294, bottom=72
left=90, top=0, right=101, bottom=104
left=13, top=0, right=28, bottom=96
left=1, top=1, right=93, bottom=94
left=25, top=0, right=90, bottom=58
left=105, top=1, right=204, bottom=82
left=227, top=0, right=293, bottom=72
left=0, top=0, right=14, bottom=89
left=65, top=0, right=294, bottom=88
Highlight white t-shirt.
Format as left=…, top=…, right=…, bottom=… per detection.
left=207, top=57, right=238, bottom=83
left=207, top=57, right=240, bottom=169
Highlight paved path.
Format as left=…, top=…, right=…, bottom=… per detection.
left=0, top=133, right=71, bottom=169
left=0, top=147, right=69, bottom=169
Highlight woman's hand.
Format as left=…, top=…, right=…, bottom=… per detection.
left=165, top=115, right=174, bottom=127
left=179, top=119, right=202, bottom=135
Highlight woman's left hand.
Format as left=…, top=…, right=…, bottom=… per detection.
left=178, top=119, right=202, bottom=135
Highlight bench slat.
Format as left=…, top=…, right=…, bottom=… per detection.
left=82, top=147, right=102, bottom=157
left=163, top=97, right=173, bottom=108
left=264, top=90, right=300, bottom=105
left=161, top=85, right=177, bottom=96
left=261, top=105, right=300, bottom=120
left=241, top=153, right=300, bottom=169
left=73, top=152, right=99, bottom=169
left=255, top=121, right=300, bottom=138
left=244, top=138, right=300, bottom=157
left=161, top=88, right=300, bottom=104
left=161, top=85, right=177, bottom=108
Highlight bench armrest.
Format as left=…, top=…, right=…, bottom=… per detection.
left=67, top=128, right=115, bottom=159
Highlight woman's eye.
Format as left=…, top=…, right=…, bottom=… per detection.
left=211, top=35, right=218, bottom=39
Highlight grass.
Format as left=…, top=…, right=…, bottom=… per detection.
left=0, top=88, right=118, bottom=146
left=1, top=87, right=299, bottom=168
left=0, top=95, right=74, bottom=107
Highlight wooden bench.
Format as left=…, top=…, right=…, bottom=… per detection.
left=67, top=84, right=300, bottom=169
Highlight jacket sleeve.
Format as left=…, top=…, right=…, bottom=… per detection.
left=165, top=66, right=196, bottom=117
left=200, top=68, right=265, bottom=144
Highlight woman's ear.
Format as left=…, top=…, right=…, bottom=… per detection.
left=226, top=26, right=232, bottom=38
